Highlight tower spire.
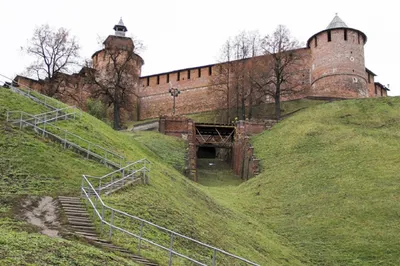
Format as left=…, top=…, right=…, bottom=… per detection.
left=326, top=14, right=348, bottom=29
left=113, top=18, right=128, bottom=37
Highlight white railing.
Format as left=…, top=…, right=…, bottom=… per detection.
left=81, top=176, right=259, bottom=266
left=6, top=110, right=125, bottom=169
left=85, top=159, right=151, bottom=195
left=6, top=106, right=80, bottom=127
left=0, top=73, right=65, bottom=110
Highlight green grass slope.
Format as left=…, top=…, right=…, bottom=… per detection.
left=0, top=228, right=137, bottom=266
left=0, top=87, right=306, bottom=265
left=0, top=88, right=136, bottom=265
left=212, top=97, right=400, bottom=265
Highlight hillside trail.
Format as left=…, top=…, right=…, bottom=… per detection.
left=22, top=196, right=60, bottom=237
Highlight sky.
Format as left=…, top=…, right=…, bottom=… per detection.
left=0, top=0, right=398, bottom=96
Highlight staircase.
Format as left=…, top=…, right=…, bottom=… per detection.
left=58, top=196, right=158, bottom=266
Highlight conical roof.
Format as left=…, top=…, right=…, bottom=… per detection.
left=117, top=18, right=125, bottom=27
left=326, top=14, right=348, bottom=29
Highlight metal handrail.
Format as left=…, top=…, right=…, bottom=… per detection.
left=42, top=122, right=125, bottom=161
left=33, top=106, right=78, bottom=117
left=6, top=110, right=124, bottom=168
left=6, top=110, right=78, bottom=129
left=81, top=175, right=259, bottom=266
left=86, top=159, right=151, bottom=195
left=0, top=73, right=84, bottom=113
left=7, top=109, right=124, bottom=162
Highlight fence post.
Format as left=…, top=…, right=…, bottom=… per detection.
left=212, top=249, right=217, bottom=266
left=168, top=233, right=175, bottom=266
left=87, top=143, right=90, bottom=159
left=137, top=221, right=144, bottom=254
left=55, top=110, right=58, bottom=122
left=99, top=179, right=102, bottom=195
left=19, top=112, right=22, bottom=129
left=64, top=131, right=67, bottom=149
left=43, top=114, right=47, bottom=137
left=81, top=177, right=84, bottom=198
left=100, top=204, right=105, bottom=235
left=109, top=209, right=114, bottom=240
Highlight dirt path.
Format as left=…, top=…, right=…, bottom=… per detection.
left=23, top=196, right=60, bottom=237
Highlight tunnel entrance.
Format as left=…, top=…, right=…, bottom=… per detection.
left=197, top=146, right=216, bottom=158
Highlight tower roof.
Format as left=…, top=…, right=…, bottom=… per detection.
left=117, top=18, right=125, bottom=27
left=307, top=14, right=367, bottom=47
left=113, top=17, right=128, bottom=33
left=326, top=14, right=348, bottom=29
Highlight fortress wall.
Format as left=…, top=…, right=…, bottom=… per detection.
left=139, top=84, right=225, bottom=120
left=138, top=50, right=313, bottom=120
left=367, top=72, right=376, bottom=97
left=138, top=65, right=214, bottom=97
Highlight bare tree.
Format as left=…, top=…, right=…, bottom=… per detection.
left=24, top=24, right=80, bottom=97
left=253, top=25, right=304, bottom=120
left=211, top=31, right=262, bottom=122
left=85, top=45, right=143, bottom=130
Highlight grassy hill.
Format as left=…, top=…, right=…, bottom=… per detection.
left=0, top=89, right=137, bottom=265
left=2, top=85, right=399, bottom=265
left=0, top=87, right=305, bottom=265
left=202, top=96, right=400, bottom=265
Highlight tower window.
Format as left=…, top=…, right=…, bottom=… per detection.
left=208, top=66, right=212, bottom=76
left=177, top=72, right=180, bottom=81
left=314, top=36, right=318, bottom=47
left=188, top=70, right=191, bottom=80
left=146, top=77, right=150, bottom=86
left=198, top=68, right=201, bottom=78
left=327, top=30, right=332, bottom=42
left=368, top=74, right=371, bottom=83
left=344, top=29, right=348, bottom=41
left=357, top=33, right=360, bottom=44
left=156, top=75, right=160, bottom=85
left=167, top=73, right=170, bottom=83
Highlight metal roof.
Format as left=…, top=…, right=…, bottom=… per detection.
left=326, top=14, right=348, bottom=29
left=117, top=18, right=125, bottom=27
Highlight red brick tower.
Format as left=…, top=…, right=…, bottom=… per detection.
left=307, top=14, right=368, bottom=98
left=91, top=19, right=144, bottom=120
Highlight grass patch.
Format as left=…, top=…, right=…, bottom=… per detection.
left=206, top=97, right=400, bottom=265
left=0, top=227, right=137, bottom=265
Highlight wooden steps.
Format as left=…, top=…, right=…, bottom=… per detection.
left=59, top=196, right=158, bottom=266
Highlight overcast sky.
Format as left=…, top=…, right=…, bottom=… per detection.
left=0, top=0, right=398, bottom=96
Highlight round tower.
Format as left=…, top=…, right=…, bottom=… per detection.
left=92, top=18, right=144, bottom=73
left=91, top=18, right=144, bottom=121
left=307, top=14, right=368, bottom=98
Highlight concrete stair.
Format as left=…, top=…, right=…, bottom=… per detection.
left=59, top=196, right=158, bottom=266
